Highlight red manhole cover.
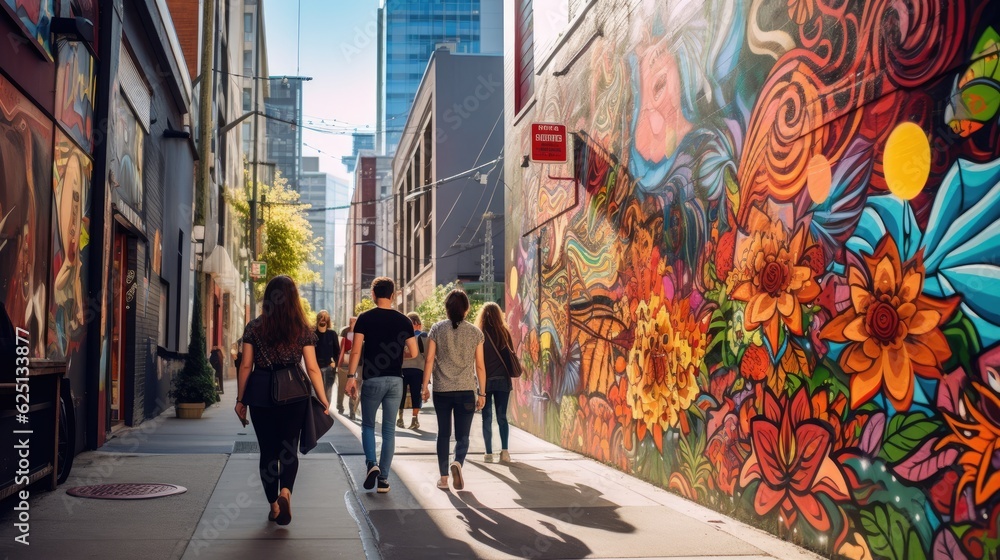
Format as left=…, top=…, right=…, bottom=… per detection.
left=66, top=483, right=187, bottom=500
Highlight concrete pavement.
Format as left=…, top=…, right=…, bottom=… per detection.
left=0, top=379, right=824, bottom=559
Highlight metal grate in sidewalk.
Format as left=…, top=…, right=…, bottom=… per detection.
left=232, top=441, right=336, bottom=454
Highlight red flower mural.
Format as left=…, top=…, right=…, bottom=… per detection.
left=740, top=388, right=850, bottom=531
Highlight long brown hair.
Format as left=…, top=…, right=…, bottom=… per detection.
left=445, top=289, right=469, bottom=329
left=475, top=302, right=513, bottom=350
left=259, top=275, right=309, bottom=349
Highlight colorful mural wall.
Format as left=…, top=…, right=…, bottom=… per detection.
left=506, top=1, right=1000, bottom=557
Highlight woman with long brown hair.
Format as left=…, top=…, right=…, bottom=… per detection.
left=475, top=302, right=515, bottom=463
left=235, top=275, right=330, bottom=525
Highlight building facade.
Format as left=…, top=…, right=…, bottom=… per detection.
left=377, top=0, right=502, bottom=154
left=341, top=131, right=375, bottom=174
left=265, top=75, right=302, bottom=191
left=344, top=155, right=392, bottom=316
left=0, top=0, right=198, bottom=450
left=391, top=50, right=505, bottom=311
left=504, top=0, right=1000, bottom=557
left=299, top=156, right=349, bottom=316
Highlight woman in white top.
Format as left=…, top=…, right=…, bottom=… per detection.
left=421, top=289, right=486, bottom=490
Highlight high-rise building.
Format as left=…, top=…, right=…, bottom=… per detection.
left=377, top=0, right=502, bottom=154
left=341, top=132, right=376, bottom=174
left=265, top=76, right=303, bottom=191
left=300, top=157, right=349, bottom=316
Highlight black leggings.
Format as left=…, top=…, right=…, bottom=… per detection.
left=250, top=400, right=308, bottom=504
left=433, top=391, right=476, bottom=476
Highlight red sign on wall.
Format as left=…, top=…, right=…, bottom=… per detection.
left=530, top=123, right=567, bottom=163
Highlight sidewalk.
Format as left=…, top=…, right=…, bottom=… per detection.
left=0, top=379, right=825, bottom=559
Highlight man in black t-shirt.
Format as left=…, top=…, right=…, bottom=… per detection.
left=345, top=277, right=417, bottom=494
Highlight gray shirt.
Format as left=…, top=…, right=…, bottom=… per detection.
left=428, top=320, right=484, bottom=392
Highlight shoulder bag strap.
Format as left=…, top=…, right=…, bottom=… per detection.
left=485, top=332, right=512, bottom=377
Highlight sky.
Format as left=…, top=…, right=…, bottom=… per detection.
left=263, top=0, right=380, bottom=265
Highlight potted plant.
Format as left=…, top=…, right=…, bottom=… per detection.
left=170, top=290, right=219, bottom=418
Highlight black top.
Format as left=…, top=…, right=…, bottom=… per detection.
left=241, top=317, right=317, bottom=407
left=353, top=307, right=415, bottom=379
left=314, top=329, right=340, bottom=367
left=483, top=330, right=513, bottom=392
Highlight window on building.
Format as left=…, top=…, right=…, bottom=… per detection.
left=243, top=50, right=253, bottom=75
left=243, top=87, right=252, bottom=111
left=244, top=13, right=254, bottom=43
left=515, top=0, right=534, bottom=113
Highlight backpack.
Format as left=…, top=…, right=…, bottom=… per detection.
left=416, top=332, right=428, bottom=355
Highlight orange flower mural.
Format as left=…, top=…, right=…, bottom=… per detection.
left=731, top=203, right=821, bottom=352
left=937, top=381, right=1000, bottom=507
left=739, top=388, right=850, bottom=531
left=820, top=236, right=958, bottom=409
left=626, top=294, right=707, bottom=445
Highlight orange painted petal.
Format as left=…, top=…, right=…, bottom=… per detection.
left=863, top=337, right=882, bottom=359
left=851, top=285, right=871, bottom=313
left=790, top=491, right=831, bottom=532
left=732, top=281, right=754, bottom=302
left=899, top=268, right=923, bottom=303
left=907, top=309, right=942, bottom=336
left=849, top=362, right=883, bottom=408
left=874, top=256, right=897, bottom=293
left=844, top=343, right=876, bottom=373
left=776, top=292, right=796, bottom=318
left=798, top=278, right=821, bottom=302
left=754, top=482, right=786, bottom=517
left=897, top=302, right=917, bottom=322
left=764, top=317, right=781, bottom=353
left=883, top=349, right=914, bottom=409
left=906, top=339, right=937, bottom=367
left=820, top=311, right=857, bottom=343
left=844, top=315, right=869, bottom=342
left=813, top=456, right=851, bottom=502
left=785, top=298, right=804, bottom=335
left=748, top=293, right=778, bottom=325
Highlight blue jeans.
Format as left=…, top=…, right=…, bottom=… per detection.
left=360, top=375, right=403, bottom=480
left=482, top=390, right=511, bottom=454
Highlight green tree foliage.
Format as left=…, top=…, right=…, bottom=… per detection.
left=231, top=166, right=322, bottom=299
left=170, top=289, right=220, bottom=406
left=355, top=297, right=375, bottom=315
left=414, top=282, right=483, bottom=326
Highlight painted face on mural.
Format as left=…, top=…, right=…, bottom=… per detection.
left=633, top=33, right=691, bottom=165
left=61, top=154, right=83, bottom=263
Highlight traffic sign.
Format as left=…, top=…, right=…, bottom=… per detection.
left=530, top=123, right=567, bottom=163
left=250, top=261, right=267, bottom=278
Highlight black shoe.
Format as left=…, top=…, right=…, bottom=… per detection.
left=364, top=462, right=380, bottom=490
left=377, top=478, right=390, bottom=493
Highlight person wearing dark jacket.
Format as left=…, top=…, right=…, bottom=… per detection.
left=475, top=302, right=515, bottom=463
left=314, top=310, right=341, bottom=401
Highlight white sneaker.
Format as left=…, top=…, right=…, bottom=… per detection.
left=499, top=450, right=510, bottom=462
left=483, top=453, right=494, bottom=463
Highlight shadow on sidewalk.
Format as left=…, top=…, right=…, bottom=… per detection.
left=472, top=461, right=636, bottom=533
left=446, top=490, right=592, bottom=558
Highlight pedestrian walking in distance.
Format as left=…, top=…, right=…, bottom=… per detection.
left=336, top=318, right=357, bottom=419
left=313, top=310, right=341, bottom=403
left=476, top=302, right=514, bottom=463
left=234, top=275, right=331, bottom=525
left=345, top=277, right=418, bottom=494
left=397, top=312, right=427, bottom=430
left=421, top=289, right=487, bottom=490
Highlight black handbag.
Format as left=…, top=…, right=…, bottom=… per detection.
left=300, top=396, right=334, bottom=454
left=487, top=332, right=522, bottom=378
left=264, top=350, right=311, bottom=405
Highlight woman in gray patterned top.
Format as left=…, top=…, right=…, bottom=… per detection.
left=421, top=289, right=486, bottom=490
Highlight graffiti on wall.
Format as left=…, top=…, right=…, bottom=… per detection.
left=47, top=130, right=91, bottom=361
left=0, top=72, right=53, bottom=358
left=1, top=0, right=55, bottom=59
left=55, top=39, right=96, bottom=153
left=508, top=0, right=1000, bottom=557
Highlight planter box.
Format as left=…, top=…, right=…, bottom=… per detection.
left=175, top=402, right=206, bottom=419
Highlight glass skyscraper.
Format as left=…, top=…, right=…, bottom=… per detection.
left=265, top=76, right=304, bottom=191
left=378, top=0, right=502, bottom=154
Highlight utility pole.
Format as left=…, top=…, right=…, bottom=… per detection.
left=249, top=4, right=262, bottom=319
left=194, top=0, right=215, bottom=329
left=481, top=211, right=495, bottom=303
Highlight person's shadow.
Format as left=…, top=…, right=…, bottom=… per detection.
left=447, top=490, right=592, bottom=559
left=472, top=461, right=635, bottom=533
